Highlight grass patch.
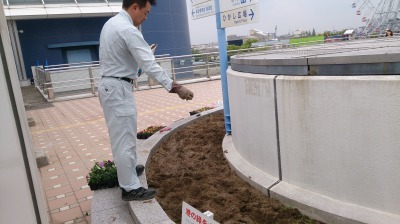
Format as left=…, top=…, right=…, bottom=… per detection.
left=289, top=36, right=324, bottom=47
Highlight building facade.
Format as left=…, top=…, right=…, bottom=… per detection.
left=3, top=0, right=192, bottom=83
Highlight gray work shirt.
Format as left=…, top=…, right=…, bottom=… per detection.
left=99, top=10, right=172, bottom=91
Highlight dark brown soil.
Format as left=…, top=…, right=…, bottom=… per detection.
left=147, top=112, right=324, bottom=224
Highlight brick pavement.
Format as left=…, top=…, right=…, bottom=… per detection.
left=26, top=80, right=222, bottom=223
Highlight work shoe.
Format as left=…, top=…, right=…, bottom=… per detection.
left=136, top=165, right=145, bottom=176
left=121, top=187, right=156, bottom=201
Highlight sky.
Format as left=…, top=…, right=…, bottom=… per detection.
left=185, top=0, right=375, bottom=45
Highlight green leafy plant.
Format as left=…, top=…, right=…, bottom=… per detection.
left=137, top=126, right=166, bottom=139
left=87, top=160, right=118, bottom=191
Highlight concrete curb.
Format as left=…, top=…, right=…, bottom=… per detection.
left=91, top=107, right=223, bottom=224
left=222, top=135, right=400, bottom=224
left=128, top=107, right=223, bottom=224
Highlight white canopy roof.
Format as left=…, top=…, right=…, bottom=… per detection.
left=3, top=2, right=122, bottom=20
left=344, top=29, right=355, bottom=35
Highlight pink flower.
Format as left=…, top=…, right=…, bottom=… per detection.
left=99, top=162, right=104, bottom=168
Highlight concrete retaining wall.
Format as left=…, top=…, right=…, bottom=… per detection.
left=228, top=72, right=280, bottom=178
left=227, top=68, right=400, bottom=220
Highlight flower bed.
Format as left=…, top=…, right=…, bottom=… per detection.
left=137, top=126, right=166, bottom=139
left=87, top=160, right=118, bottom=191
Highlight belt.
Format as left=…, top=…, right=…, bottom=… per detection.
left=102, top=76, right=133, bottom=84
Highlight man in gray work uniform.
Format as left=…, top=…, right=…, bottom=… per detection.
left=99, top=0, right=194, bottom=201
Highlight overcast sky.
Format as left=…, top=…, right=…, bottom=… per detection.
left=185, top=0, right=376, bottom=45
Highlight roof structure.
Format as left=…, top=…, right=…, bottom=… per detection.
left=3, top=0, right=122, bottom=19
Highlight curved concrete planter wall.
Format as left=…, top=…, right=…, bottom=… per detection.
left=226, top=39, right=400, bottom=223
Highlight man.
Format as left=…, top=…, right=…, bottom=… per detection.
left=98, top=0, right=193, bottom=201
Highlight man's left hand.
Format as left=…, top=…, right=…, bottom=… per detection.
left=169, top=82, right=194, bottom=100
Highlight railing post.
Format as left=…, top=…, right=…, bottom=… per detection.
left=206, top=54, right=210, bottom=78
left=88, top=67, right=95, bottom=96
left=44, top=70, right=54, bottom=100
left=37, top=67, right=44, bottom=92
left=171, top=59, right=176, bottom=81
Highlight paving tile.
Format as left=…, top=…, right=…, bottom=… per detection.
left=85, top=214, right=92, bottom=223
left=69, top=178, right=89, bottom=191
left=42, top=176, right=70, bottom=190
left=55, top=149, right=78, bottom=157
left=41, top=168, right=65, bottom=180
left=71, top=141, right=92, bottom=151
left=74, top=188, right=93, bottom=201
left=29, top=80, right=223, bottom=222
left=79, top=199, right=92, bottom=214
left=48, top=195, right=78, bottom=211
left=40, top=162, right=62, bottom=173
left=58, top=154, right=80, bottom=165
left=66, top=168, right=89, bottom=180
left=50, top=207, right=83, bottom=224
left=45, top=184, right=73, bottom=198
left=62, top=161, right=87, bottom=173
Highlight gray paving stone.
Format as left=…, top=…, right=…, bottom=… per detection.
left=91, top=205, right=134, bottom=224
left=34, top=149, right=48, bottom=168
left=129, top=199, right=172, bottom=224
left=92, top=187, right=127, bottom=213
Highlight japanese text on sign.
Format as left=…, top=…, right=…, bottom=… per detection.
left=181, top=202, right=219, bottom=224
left=191, top=1, right=215, bottom=20
left=220, top=4, right=259, bottom=28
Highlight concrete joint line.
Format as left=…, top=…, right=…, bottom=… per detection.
left=267, top=180, right=281, bottom=198
left=273, top=75, right=282, bottom=181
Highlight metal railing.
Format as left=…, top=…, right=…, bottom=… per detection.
left=33, top=35, right=395, bottom=101
left=33, top=48, right=265, bottom=100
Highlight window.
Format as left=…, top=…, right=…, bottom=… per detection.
left=7, top=0, right=42, bottom=5
left=62, top=46, right=99, bottom=64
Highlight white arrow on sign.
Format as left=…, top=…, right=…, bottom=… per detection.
left=191, top=0, right=215, bottom=20
left=219, top=0, right=259, bottom=13
left=220, top=4, right=259, bottom=28
left=191, top=0, right=212, bottom=6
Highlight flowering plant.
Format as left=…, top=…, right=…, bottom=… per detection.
left=137, top=125, right=166, bottom=139
left=86, top=160, right=118, bottom=191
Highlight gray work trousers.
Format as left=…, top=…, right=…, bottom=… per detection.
left=98, top=77, right=141, bottom=191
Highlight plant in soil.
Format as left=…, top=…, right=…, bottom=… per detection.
left=189, top=106, right=215, bottom=116
left=147, top=112, right=324, bottom=224
left=87, top=160, right=118, bottom=191
left=137, top=125, right=166, bottom=139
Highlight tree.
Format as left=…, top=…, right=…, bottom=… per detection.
left=227, top=45, right=240, bottom=51
left=312, top=28, right=316, bottom=36
left=323, top=31, right=331, bottom=37
left=191, top=48, right=203, bottom=62
left=241, top=39, right=258, bottom=49
left=191, top=48, right=200, bottom=54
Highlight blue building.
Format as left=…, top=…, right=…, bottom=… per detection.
left=3, top=0, right=192, bottom=84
